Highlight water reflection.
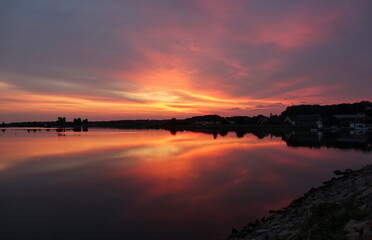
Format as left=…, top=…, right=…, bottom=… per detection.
left=0, top=129, right=370, bottom=240
left=283, top=131, right=372, bottom=151
left=168, top=129, right=372, bottom=151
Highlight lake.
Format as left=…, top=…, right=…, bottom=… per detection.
left=0, top=128, right=371, bottom=240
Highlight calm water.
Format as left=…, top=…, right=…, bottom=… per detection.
left=0, top=128, right=371, bottom=240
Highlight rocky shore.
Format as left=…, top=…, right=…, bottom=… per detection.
left=228, top=165, right=372, bottom=240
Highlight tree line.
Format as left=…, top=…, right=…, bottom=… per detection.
left=56, top=117, right=88, bottom=127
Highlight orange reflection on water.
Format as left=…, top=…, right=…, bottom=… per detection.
left=0, top=129, right=371, bottom=240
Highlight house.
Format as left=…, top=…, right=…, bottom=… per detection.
left=333, top=114, right=366, bottom=129
left=290, top=114, right=323, bottom=128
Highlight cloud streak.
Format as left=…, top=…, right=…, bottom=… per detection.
left=1, top=0, right=371, bottom=121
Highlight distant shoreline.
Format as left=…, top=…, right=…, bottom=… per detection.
left=2, top=101, right=371, bottom=134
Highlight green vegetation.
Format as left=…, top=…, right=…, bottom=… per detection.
left=292, top=199, right=369, bottom=240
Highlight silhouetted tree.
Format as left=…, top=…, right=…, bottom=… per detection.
left=56, top=117, right=66, bottom=127
left=227, top=116, right=251, bottom=125
left=169, top=118, right=177, bottom=125
left=1, top=122, right=5, bottom=127
left=212, top=132, right=218, bottom=139
left=252, top=131, right=269, bottom=139
left=236, top=131, right=245, bottom=138
left=219, top=130, right=228, bottom=137
left=186, top=115, right=225, bottom=124
left=73, top=118, right=82, bottom=126
left=269, top=115, right=282, bottom=124
left=73, top=127, right=82, bottom=132
left=281, top=101, right=372, bottom=118
left=82, top=119, right=89, bottom=131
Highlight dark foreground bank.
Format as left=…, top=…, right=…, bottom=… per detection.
left=228, top=165, right=372, bottom=240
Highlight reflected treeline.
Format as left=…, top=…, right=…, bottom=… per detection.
left=282, top=131, right=372, bottom=152
left=168, top=129, right=372, bottom=152
left=56, top=127, right=89, bottom=133
left=168, top=129, right=281, bottom=140
left=56, top=127, right=89, bottom=132
left=0, top=127, right=89, bottom=135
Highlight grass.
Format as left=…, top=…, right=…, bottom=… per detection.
left=292, top=199, right=369, bottom=240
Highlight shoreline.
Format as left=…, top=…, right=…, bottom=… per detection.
left=228, top=165, right=372, bottom=240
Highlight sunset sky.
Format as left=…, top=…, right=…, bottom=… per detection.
left=1, top=0, right=372, bottom=122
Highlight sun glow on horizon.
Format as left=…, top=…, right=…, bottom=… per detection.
left=1, top=1, right=371, bottom=122
left=0, top=78, right=292, bottom=122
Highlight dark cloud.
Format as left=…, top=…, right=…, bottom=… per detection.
left=255, top=103, right=285, bottom=109
left=1, top=0, right=371, bottom=121
left=226, top=107, right=242, bottom=111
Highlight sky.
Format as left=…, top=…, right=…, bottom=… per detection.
left=1, top=0, right=372, bottom=122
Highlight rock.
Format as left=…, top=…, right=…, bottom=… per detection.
left=266, top=233, right=280, bottom=240
left=250, top=235, right=265, bottom=240
left=345, top=169, right=353, bottom=173
left=359, top=187, right=372, bottom=198
left=346, top=232, right=360, bottom=240
left=229, top=165, right=372, bottom=240
left=272, top=213, right=282, bottom=220
left=344, top=220, right=359, bottom=233
left=359, top=203, right=368, bottom=211
left=364, top=203, right=372, bottom=211
left=334, top=169, right=353, bottom=176
left=278, top=229, right=293, bottom=238
left=362, top=224, right=372, bottom=240
left=255, top=236, right=265, bottom=240
left=256, top=228, right=268, bottom=234
left=345, top=220, right=368, bottom=233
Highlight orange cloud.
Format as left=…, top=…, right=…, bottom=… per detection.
left=0, top=80, right=284, bottom=121
left=1, top=0, right=370, bottom=122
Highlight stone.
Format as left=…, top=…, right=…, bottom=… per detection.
left=251, top=235, right=265, bottom=240
left=272, top=214, right=283, bottom=220
left=359, top=187, right=372, bottom=198
left=256, top=228, right=268, bottom=234
left=344, top=219, right=367, bottom=233
left=278, top=229, right=293, bottom=238
left=362, top=224, right=372, bottom=240
left=346, top=232, right=360, bottom=240
left=344, top=220, right=357, bottom=232
left=229, top=165, right=372, bottom=240
left=359, top=203, right=368, bottom=211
